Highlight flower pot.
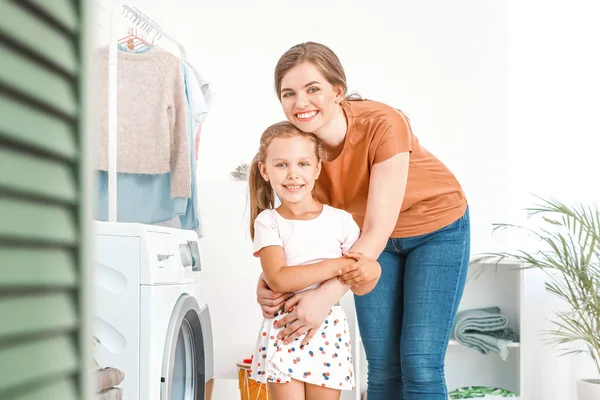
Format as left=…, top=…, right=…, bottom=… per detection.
left=576, top=379, right=600, bottom=400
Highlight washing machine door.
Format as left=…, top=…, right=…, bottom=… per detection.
left=161, top=294, right=209, bottom=400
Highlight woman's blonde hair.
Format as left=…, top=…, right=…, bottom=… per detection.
left=274, top=42, right=363, bottom=101
left=248, top=121, right=323, bottom=240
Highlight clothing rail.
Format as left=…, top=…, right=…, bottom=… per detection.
left=121, top=5, right=188, bottom=60
left=104, top=1, right=187, bottom=221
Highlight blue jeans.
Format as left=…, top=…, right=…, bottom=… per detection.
left=354, top=208, right=470, bottom=399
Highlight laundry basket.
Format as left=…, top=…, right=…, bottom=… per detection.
left=237, top=362, right=269, bottom=400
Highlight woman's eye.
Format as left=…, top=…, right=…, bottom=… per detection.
left=308, top=87, right=319, bottom=93
left=282, top=92, right=294, bottom=98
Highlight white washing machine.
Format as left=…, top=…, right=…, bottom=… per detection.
left=93, top=221, right=214, bottom=400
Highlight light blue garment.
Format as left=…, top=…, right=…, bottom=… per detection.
left=176, top=61, right=210, bottom=236
left=183, top=61, right=210, bottom=126
left=95, top=44, right=189, bottom=226
left=187, top=63, right=215, bottom=117
left=95, top=172, right=187, bottom=224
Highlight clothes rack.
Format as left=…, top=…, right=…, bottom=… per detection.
left=103, top=1, right=188, bottom=221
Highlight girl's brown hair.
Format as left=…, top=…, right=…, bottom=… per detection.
left=249, top=122, right=323, bottom=240
left=274, top=42, right=363, bottom=101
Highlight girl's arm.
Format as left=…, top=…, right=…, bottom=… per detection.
left=259, top=245, right=355, bottom=293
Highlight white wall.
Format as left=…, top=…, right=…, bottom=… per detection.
left=508, top=0, right=600, bottom=209
left=508, top=0, right=600, bottom=398
left=94, top=0, right=600, bottom=398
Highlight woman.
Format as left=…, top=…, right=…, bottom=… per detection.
left=255, top=42, right=470, bottom=399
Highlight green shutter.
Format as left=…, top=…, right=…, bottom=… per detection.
left=0, top=1, right=89, bottom=399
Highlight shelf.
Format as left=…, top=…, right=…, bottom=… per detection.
left=357, top=337, right=520, bottom=348
left=448, top=339, right=520, bottom=348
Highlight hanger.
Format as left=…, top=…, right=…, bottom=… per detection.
left=118, top=5, right=152, bottom=50
left=117, top=26, right=152, bottom=50
left=117, top=4, right=185, bottom=58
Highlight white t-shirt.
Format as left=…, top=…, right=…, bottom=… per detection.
left=253, top=204, right=361, bottom=292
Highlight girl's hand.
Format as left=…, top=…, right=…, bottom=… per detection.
left=256, top=274, right=292, bottom=318
left=274, top=288, right=334, bottom=346
left=338, top=252, right=381, bottom=286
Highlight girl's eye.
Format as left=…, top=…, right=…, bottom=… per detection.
left=299, top=162, right=309, bottom=167
left=308, top=87, right=319, bottom=93
left=276, top=163, right=286, bottom=167
left=282, top=92, right=294, bottom=98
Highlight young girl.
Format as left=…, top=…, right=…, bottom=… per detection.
left=246, top=121, right=380, bottom=400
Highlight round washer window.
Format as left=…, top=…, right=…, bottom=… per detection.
left=172, top=318, right=196, bottom=400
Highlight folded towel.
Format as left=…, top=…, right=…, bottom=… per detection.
left=95, top=367, right=124, bottom=392
left=452, top=307, right=519, bottom=360
left=95, top=387, right=123, bottom=400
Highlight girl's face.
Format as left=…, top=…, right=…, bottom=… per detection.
left=259, top=135, right=321, bottom=207
left=279, top=62, right=344, bottom=136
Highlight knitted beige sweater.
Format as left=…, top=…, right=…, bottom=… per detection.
left=96, top=45, right=191, bottom=198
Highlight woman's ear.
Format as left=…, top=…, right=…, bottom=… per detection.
left=258, top=162, right=269, bottom=182
left=334, top=86, right=345, bottom=103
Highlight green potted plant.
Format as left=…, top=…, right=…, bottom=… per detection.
left=231, top=162, right=249, bottom=181
left=474, top=197, right=600, bottom=400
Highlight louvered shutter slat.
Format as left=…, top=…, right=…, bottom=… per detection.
left=0, top=2, right=78, bottom=74
left=0, top=249, right=76, bottom=288
left=0, top=44, right=77, bottom=117
left=12, top=379, right=78, bottom=400
left=0, top=95, right=77, bottom=159
left=23, top=0, right=80, bottom=33
left=0, top=336, right=78, bottom=392
left=0, top=294, right=78, bottom=340
left=0, top=198, right=77, bottom=245
left=0, top=147, right=78, bottom=203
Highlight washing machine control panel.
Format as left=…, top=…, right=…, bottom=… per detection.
left=140, top=228, right=203, bottom=284
left=178, top=241, right=202, bottom=271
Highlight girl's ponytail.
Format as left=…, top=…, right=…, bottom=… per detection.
left=248, top=154, right=274, bottom=240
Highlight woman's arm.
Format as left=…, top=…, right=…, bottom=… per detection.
left=351, top=152, right=409, bottom=259
left=259, top=245, right=355, bottom=293
left=340, top=152, right=410, bottom=293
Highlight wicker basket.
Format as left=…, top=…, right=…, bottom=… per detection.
left=237, top=362, right=270, bottom=400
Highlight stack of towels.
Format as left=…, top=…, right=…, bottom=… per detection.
left=94, top=367, right=124, bottom=400
left=451, top=306, right=519, bottom=360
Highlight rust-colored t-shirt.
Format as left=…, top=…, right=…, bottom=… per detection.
left=313, top=100, right=467, bottom=238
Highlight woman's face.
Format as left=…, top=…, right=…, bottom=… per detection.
left=279, top=62, right=344, bottom=135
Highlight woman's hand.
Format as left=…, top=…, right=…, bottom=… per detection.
left=274, top=287, right=337, bottom=346
left=338, top=252, right=381, bottom=286
left=256, top=274, right=292, bottom=318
